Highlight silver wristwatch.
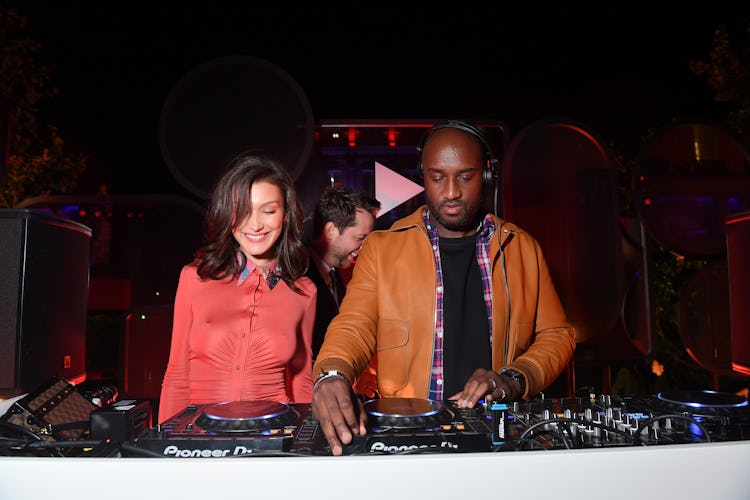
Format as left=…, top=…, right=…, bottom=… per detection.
left=498, top=368, right=526, bottom=394
left=313, top=370, right=349, bottom=390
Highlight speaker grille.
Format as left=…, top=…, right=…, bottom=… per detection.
left=0, top=209, right=91, bottom=396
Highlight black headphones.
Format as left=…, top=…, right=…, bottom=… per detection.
left=416, top=120, right=499, bottom=189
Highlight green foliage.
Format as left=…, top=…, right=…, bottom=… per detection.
left=0, top=5, right=87, bottom=208
left=600, top=21, right=750, bottom=393
left=609, top=145, right=712, bottom=392
left=648, top=245, right=711, bottom=389
left=689, top=23, right=750, bottom=136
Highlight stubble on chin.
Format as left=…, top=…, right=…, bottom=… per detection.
left=427, top=201, right=479, bottom=232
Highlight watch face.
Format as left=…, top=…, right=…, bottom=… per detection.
left=501, top=369, right=526, bottom=392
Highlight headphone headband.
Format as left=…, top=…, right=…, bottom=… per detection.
left=416, top=120, right=498, bottom=185
left=417, top=121, right=490, bottom=152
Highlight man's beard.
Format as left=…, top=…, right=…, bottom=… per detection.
left=426, top=199, right=482, bottom=233
left=332, top=246, right=355, bottom=268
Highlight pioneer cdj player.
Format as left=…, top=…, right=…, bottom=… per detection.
left=128, top=390, right=750, bottom=457
left=132, top=400, right=311, bottom=457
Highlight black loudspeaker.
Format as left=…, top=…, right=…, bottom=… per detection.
left=0, top=209, right=91, bottom=397
left=416, top=120, right=499, bottom=190
left=726, top=210, right=750, bottom=374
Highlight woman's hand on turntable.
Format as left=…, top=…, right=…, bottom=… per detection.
left=311, top=377, right=366, bottom=456
left=451, top=368, right=512, bottom=408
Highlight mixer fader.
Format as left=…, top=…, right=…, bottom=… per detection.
left=127, top=390, right=750, bottom=457
left=499, top=390, right=750, bottom=450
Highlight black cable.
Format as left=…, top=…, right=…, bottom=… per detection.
left=515, top=417, right=638, bottom=449
left=556, top=421, right=577, bottom=449
left=0, top=437, right=36, bottom=451
left=50, top=420, right=91, bottom=433
left=516, top=429, right=571, bottom=450
left=119, top=442, right=166, bottom=458
left=25, top=439, right=106, bottom=449
left=0, top=420, right=60, bottom=456
left=633, top=414, right=712, bottom=444
left=0, top=419, right=45, bottom=442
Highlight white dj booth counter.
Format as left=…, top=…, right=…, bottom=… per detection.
left=3, top=391, right=750, bottom=500
left=1, top=440, right=749, bottom=500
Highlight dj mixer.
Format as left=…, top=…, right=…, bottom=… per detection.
left=128, top=390, right=750, bottom=457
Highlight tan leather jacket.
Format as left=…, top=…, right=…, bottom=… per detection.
left=313, top=207, right=576, bottom=399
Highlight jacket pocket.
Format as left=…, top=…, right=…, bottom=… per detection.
left=376, top=319, right=409, bottom=394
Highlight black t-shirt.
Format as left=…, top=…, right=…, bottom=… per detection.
left=439, top=234, right=491, bottom=397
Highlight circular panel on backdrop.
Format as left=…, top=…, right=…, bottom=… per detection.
left=159, top=55, right=315, bottom=199
left=502, top=118, right=624, bottom=345
left=678, top=260, right=733, bottom=374
left=633, top=122, right=750, bottom=258
left=725, top=210, right=750, bottom=374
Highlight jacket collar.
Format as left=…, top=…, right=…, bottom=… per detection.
left=392, top=205, right=517, bottom=248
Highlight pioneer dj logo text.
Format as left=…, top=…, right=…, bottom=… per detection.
left=162, top=445, right=259, bottom=457
left=369, top=441, right=459, bottom=453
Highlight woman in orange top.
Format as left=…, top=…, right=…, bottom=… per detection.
left=158, top=152, right=316, bottom=423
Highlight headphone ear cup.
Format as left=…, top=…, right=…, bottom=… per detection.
left=483, top=161, right=494, bottom=188
left=483, top=158, right=499, bottom=192
left=417, top=120, right=497, bottom=186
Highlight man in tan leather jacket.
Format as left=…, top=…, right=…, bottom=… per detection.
left=312, top=121, right=576, bottom=455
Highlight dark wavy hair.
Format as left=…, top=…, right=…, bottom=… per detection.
left=311, top=186, right=381, bottom=238
left=195, top=152, right=308, bottom=293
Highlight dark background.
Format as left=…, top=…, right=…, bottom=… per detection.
left=7, top=3, right=750, bottom=196
left=4, top=3, right=750, bottom=401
